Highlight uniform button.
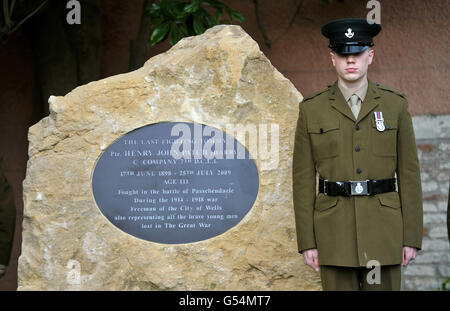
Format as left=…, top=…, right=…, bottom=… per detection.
left=355, top=124, right=360, bottom=130
left=320, top=128, right=324, bottom=133
left=356, top=168, right=362, bottom=174
left=355, top=146, right=360, bottom=152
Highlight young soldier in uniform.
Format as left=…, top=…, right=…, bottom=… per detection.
left=292, top=18, right=423, bottom=290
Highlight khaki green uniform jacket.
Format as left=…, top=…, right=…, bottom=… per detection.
left=293, top=80, right=423, bottom=267
left=0, top=155, right=16, bottom=266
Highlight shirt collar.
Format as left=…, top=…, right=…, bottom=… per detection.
left=337, top=79, right=369, bottom=102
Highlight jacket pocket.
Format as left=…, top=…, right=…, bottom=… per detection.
left=315, top=193, right=339, bottom=212
left=307, top=120, right=340, bottom=159
left=378, top=191, right=401, bottom=209
left=371, top=118, right=398, bottom=157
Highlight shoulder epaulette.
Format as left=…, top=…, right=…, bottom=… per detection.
left=302, top=86, right=330, bottom=102
left=377, top=84, right=406, bottom=99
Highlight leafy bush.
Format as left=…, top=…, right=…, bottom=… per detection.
left=146, top=0, right=245, bottom=46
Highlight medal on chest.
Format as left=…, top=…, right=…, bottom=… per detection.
left=374, top=111, right=385, bottom=132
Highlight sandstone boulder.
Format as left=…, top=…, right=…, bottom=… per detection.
left=18, top=25, right=321, bottom=290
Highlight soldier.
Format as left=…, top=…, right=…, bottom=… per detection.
left=0, top=155, right=16, bottom=280
left=292, top=18, right=423, bottom=290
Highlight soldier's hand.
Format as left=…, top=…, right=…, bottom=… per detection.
left=0, top=265, right=6, bottom=280
left=402, top=246, right=417, bottom=266
left=303, top=249, right=320, bottom=272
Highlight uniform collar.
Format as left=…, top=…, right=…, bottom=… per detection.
left=337, top=79, right=368, bottom=102
left=329, top=79, right=380, bottom=123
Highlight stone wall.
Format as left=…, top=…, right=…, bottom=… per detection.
left=402, top=115, right=450, bottom=290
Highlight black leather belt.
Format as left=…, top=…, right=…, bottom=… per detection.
left=319, top=178, right=396, bottom=196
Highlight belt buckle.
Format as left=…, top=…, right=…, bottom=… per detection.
left=350, top=180, right=369, bottom=196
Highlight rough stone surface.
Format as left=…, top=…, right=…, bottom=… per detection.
left=18, top=25, right=321, bottom=290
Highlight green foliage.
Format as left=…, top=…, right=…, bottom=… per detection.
left=440, top=278, right=450, bottom=291
left=146, top=0, right=246, bottom=46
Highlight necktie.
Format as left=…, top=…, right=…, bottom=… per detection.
left=350, top=94, right=360, bottom=119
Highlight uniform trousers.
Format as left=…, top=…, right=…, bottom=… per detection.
left=320, top=264, right=402, bottom=291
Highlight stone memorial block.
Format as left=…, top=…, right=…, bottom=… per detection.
left=19, top=25, right=321, bottom=290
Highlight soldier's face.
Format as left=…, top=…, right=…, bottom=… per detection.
left=330, top=49, right=374, bottom=83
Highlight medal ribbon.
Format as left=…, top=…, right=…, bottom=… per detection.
left=375, top=111, right=384, bottom=123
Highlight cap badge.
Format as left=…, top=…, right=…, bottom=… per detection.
left=345, top=28, right=354, bottom=38
left=374, top=111, right=385, bottom=132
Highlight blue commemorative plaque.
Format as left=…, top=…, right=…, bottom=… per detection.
left=92, top=122, right=259, bottom=244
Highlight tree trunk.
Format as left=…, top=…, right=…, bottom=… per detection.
left=65, top=0, right=101, bottom=85
left=128, top=0, right=154, bottom=71
left=24, top=1, right=78, bottom=117
left=24, top=0, right=101, bottom=118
